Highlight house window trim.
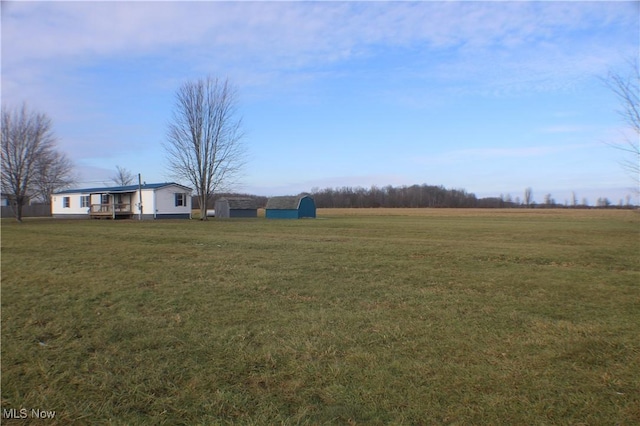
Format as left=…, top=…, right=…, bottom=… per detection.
left=80, top=195, right=90, bottom=208
left=63, top=197, right=70, bottom=208
left=175, top=193, right=186, bottom=207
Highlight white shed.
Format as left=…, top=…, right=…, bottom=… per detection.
left=51, top=183, right=192, bottom=219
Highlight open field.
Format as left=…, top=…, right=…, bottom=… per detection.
left=2, top=209, right=639, bottom=424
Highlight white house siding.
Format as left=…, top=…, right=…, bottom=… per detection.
left=135, top=190, right=155, bottom=219
left=51, top=193, right=92, bottom=218
left=154, top=185, right=191, bottom=219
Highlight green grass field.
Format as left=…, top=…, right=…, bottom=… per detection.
left=2, top=209, right=639, bottom=424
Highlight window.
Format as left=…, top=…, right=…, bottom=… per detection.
left=175, top=193, right=186, bottom=207
left=80, top=195, right=90, bottom=208
left=101, top=194, right=110, bottom=204
left=63, top=197, right=70, bottom=208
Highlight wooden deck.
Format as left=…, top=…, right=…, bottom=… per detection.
left=89, top=204, right=133, bottom=219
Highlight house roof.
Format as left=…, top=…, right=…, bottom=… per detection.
left=218, top=197, right=258, bottom=210
left=54, top=182, right=192, bottom=195
left=265, top=195, right=312, bottom=210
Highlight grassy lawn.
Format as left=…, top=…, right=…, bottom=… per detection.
left=2, top=209, right=639, bottom=424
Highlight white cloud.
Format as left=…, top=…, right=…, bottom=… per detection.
left=3, top=1, right=634, bottom=74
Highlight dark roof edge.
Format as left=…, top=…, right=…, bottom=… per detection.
left=53, top=182, right=193, bottom=195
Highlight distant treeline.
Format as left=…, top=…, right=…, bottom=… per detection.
left=310, top=184, right=479, bottom=208
left=192, top=186, right=636, bottom=210
left=309, top=185, right=636, bottom=209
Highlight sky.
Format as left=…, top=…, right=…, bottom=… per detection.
left=2, top=1, right=639, bottom=205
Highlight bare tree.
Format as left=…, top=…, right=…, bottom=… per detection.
left=1, top=103, right=58, bottom=221
left=604, top=60, right=639, bottom=192
left=33, top=149, right=75, bottom=204
left=164, top=76, right=245, bottom=220
left=597, top=197, right=611, bottom=208
left=571, top=191, right=578, bottom=207
left=524, top=187, right=533, bottom=207
left=111, top=165, right=135, bottom=186
left=543, top=193, right=554, bottom=207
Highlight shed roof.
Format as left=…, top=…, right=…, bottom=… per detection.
left=54, top=182, right=192, bottom=195
left=218, top=197, right=258, bottom=210
left=265, top=195, right=311, bottom=210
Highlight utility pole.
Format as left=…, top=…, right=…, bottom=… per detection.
left=138, top=174, right=143, bottom=220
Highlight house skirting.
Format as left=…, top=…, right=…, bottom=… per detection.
left=52, top=213, right=191, bottom=220
left=53, top=214, right=91, bottom=219
left=123, top=214, right=190, bottom=220
left=155, top=213, right=191, bottom=219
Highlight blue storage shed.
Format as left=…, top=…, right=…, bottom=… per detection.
left=265, top=195, right=316, bottom=219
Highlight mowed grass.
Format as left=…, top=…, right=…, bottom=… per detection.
left=2, top=209, right=639, bottom=425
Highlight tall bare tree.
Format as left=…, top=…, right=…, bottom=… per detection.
left=604, top=61, right=639, bottom=192
left=33, top=149, right=75, bottom=204
left=164, top=76, right=245, bottom=220
left=1, top=103, right=59, bottom=221
left=111, top=165, right=135, bottom=186
left=523, top=187, right=533, bottom=207
left=571, top=191, right=578, bottom=207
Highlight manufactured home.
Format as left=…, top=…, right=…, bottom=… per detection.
left=52, top=183, right=193, bottom=219
left=265, top=195, right=316, bottom=219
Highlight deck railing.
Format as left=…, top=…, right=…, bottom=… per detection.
left=90, top=203, right=132, bottom=216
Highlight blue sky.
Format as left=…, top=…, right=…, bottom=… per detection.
left=2, top=1, right=638, bottom=204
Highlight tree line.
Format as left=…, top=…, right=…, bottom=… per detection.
left=308, top=185, right=636, bottom=209
left=310, top=184, right=477, bottom=208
